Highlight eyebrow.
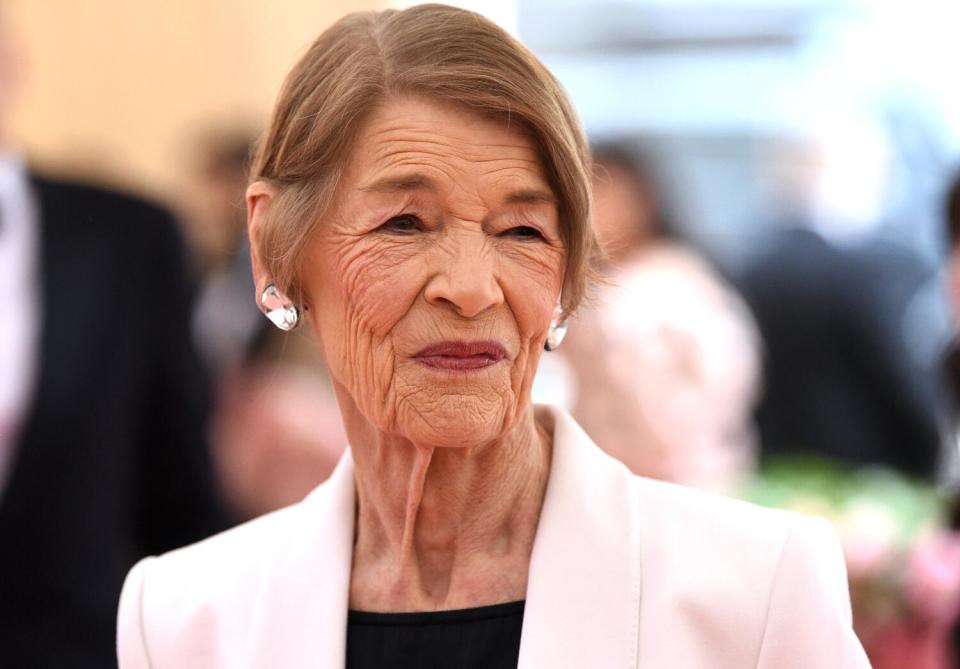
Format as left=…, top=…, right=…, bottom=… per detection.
left=503, top=188, right=558, bottom=206
left=360, top=172, right=558, bottom=206
left=360, top=173, right=437, bottom=194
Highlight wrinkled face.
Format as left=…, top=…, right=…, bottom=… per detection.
left=300, top=96, right=565, bottom=448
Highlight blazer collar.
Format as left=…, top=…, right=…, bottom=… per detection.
left=246, top=453, right=356, bottom=669
left=258, top=405, right=642, bottom=669
left=518, top=405, right=642, bottom=668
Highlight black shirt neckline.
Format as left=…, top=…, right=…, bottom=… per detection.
left=348, top=600, right=525, bottom=626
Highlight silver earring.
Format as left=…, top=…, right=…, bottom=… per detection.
left=544, top=303, right=567, bottom=351
left=260, top=283, right=300, bottom=331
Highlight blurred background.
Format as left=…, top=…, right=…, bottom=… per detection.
left=3, top=0, right=960, bottom=667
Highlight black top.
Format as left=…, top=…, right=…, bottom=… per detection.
left=347, top=601, right=525, bottom=669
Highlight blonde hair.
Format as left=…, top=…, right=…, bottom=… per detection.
left=250, top=3, right=598, bottom=314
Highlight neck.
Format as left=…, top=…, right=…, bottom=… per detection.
left=342, top=395, right=551, bottom=612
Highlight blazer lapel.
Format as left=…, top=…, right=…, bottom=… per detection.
left=246, top=451, right=356, bottom=668
left=518, top=406, right=643, bottom=669
left=240, top=407, right=641, bottom=668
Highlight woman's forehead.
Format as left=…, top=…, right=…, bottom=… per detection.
left=344, top=97, right=551, bottom=196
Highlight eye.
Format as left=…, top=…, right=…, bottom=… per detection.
left=379, top=214, right=423, bottom=235
left=500, top=225, right=544, bottom=240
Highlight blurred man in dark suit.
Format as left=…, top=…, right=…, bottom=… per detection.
left=737, top=127, right=941, bottom=479
left=738, top=225, right=941, bottom=478
left=0, top=16, right=226, bottom=668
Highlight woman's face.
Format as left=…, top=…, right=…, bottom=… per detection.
left=300, top=96, right=565, bottom=448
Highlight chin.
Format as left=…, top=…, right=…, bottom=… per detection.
left=397, top=397, right=512, bottom=449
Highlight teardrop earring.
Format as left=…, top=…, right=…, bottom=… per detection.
left=260, top=283, right=300, bottom=331
left=544, top=303, right=568, bottom=351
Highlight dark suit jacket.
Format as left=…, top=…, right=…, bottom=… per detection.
left=0, top=175, right=227, bottom=667
left=737, top=227, right=941, bottom=479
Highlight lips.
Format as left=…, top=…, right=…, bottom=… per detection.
left=413, top=341, right=507, bottom=371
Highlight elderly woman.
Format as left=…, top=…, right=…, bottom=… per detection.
left=117, top=5, right=869, bottom=668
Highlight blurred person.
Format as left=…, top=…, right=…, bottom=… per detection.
left=940, top=167, right=960, bottom=666
left=118, top=7, right=867, bottom=668
left=563, top=144, right=760, bottom=493
left=590, top=142, right=673, bottom=265
left=0, top=12, right=226, bottom=667
left=737, top=126, right=941, bottom=479
left=0, top=173, right=228, bottom=666
left=565, top=252, right=761, bottom=494
left=944, top=170, right=960, bottom=454
left=871, top=168, right=960, bottom=669
left=186, top=129, right=258, bottom=277
left=185, top=130, right=347, bottom=523
left=188, top=130, right=263, bottom=373
left=211, top=323, right=348, bottom=522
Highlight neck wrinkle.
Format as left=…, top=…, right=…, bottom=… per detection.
left=347, top=404, right=551, bottom=611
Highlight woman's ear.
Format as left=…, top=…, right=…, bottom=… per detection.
left=246, top=180, right=276, bottom=296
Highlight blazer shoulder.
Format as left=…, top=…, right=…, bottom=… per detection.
left=31, top=173, right=173, bottom=222
left=633, top=475, right=801, bottom=544
left=30, top=173, right=182, bottom=254
left=152, top=497, right=303, bottom=575
left=631, top=476, right=859, bottom=666
left=31, top=174, right=197, bottom=310
left=118, top=501, right=305, bottom=667
left=754, top=511, right=869, bottom=667
left=631, top=475, right=847, bottom=580
left=118, top=453, right=357, bottom=668
left=634, top=474, right=845, bottom=594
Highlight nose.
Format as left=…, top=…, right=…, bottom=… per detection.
left=424, top=231, right=504, bottom=318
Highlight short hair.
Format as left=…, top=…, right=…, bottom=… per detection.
left=250, top=3, right=598, bottom=314
left=947, top=170, right=960, bottom=248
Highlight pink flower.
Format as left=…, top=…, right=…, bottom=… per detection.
left=905, top=532, right=960, bottom=625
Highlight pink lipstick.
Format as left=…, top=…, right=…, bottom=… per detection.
left=413, top=341, right=507, bottom=371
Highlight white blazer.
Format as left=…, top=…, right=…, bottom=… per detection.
left=117, top=405, right=871, bottom=668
